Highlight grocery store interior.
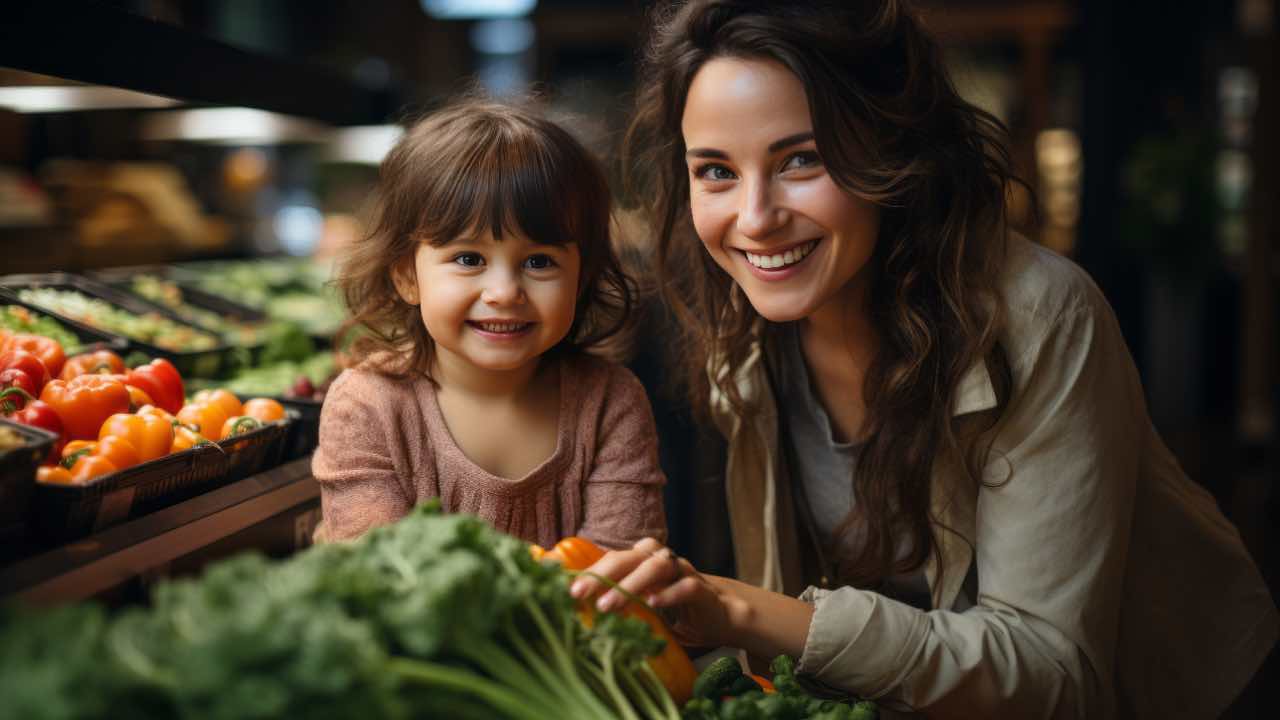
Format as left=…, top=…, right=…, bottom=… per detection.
left=0, top=0, right=1276, bottom=715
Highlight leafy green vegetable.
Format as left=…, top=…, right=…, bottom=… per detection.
left=16, top=287, right=220, bottom=351
left=680, top=653, right=877, bottom=720
left=0, top=502, right=683, bottom=720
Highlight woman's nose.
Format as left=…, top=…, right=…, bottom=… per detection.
left=736, top=178, right=786, bottom=239
left=481, top=271, right=525, bottom=306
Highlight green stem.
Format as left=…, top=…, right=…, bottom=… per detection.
left=523, top=599, right=617, bottom=719
left=460, top=636, right=565, bottom=719
left=387, top=656, right=547, bottom=720
left=585, top=639, right=641, bottom=720
left=638, top=663, right=682, bottom=720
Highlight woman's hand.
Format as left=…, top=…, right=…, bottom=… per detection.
left=569, top=537, right=740, bottom=649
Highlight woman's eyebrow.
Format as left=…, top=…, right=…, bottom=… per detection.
left=685, top=131, right=816, bottom=160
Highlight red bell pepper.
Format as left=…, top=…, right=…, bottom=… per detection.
left=7, top=396, right=66, bottom=465
left=125, top=358, right=184, bottom=414
left=0, top=348, right=50, bottom=392
left=4, top=333, right=66, bottom=379
left=0, top=369, right=38, bottom=412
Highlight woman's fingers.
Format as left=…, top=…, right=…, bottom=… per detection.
left=646, top=574, right=703, bottom=608
left=566, top=540, right=694, bottom=613
left=568, top=546, right=651, bottom=599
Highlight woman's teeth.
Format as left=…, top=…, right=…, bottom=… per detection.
left=474, top=322, right=529, bottom=333
left=745, top=239, right=817, bottom=269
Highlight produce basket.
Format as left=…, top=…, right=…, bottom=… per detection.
left=31, top=413, right=294, bottom=543
left=90, top=266, right=273, bottom=354
left=0, top=419, right=57, bottom=541
left=0, top=273, right=236, bottom=379
left=0, top=293, right=129, bottom=356
left=275, top=396, right=322, bottom=461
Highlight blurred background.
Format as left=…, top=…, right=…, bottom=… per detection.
left=0, top=0, right=1276, bottom=708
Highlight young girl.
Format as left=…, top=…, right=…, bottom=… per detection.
left=574, top=1, right=1276, bottom=718
left=312, top=99, right=668, bottom=551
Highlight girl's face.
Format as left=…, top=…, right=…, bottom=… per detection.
left=681, top=56, right=881, bottom=323
left=395, top=230, right=580, bottom=377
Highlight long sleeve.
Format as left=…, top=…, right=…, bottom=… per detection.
left=577, top=365, right=669, bottom=550
left=798, top=285, right=1142, bottom=719
left=311, top=370, right=415, bottom=542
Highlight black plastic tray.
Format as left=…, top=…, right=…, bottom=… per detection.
left=274, top=395, right=322, bottom=461
left=31, top=412, right=294, bottom=543
left=0, top=272, right=235, bottom=379
left=0, top=419, right=57, bottom=541
left=0, top=293, right=129, bottom=357
left=90, top=265, right=272, bottom=346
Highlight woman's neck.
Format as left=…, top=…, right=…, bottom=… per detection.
left=801, top=274, right=877, bottom=368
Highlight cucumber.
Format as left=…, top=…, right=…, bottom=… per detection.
left=693, top=655, right=744, bottom=700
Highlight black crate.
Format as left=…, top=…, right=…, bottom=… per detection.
left=31, top=413, right=293, bottom=543
left=274, top=396, right=321, bottom=461
left=0, top=272, right=236, bottom=379
left=0, top=419, right=57, bottom=541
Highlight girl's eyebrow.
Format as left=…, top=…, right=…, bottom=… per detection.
left=685, top=131, right=816, bottom=160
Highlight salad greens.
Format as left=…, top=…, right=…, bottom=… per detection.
left=127, top=275, right=269, bottom=347
left=16, top=287, right=219, bottom=352
left=0, top=502, right=683, bottom=720
left=681, top=655, right=877, bottom=720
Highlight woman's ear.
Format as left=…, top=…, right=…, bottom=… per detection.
left=391, top=254, right=420, bottom=306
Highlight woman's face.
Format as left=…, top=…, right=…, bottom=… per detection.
left=681, top=56, right=880, bottom=323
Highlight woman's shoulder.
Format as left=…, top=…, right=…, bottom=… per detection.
left=999, top=235, right=1109, bottom=324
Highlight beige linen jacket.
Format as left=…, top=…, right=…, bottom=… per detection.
left=709, top=238, right=1277, bottom=719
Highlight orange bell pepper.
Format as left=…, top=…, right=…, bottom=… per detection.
left=39, top=374, right=131, bottom=440
left=219, top=415, right=263, bottom=441
left=93, top=434, right=140, bottom=471
left=36, top=465, right=74, bottom=485
left=192, top=389, right=242, bottom=421
left=241, top=397, right=285, bottom=424
left=58, top=349, right=125, bottom=380
left=544, top=536, right=698, bottom=705
left=99, top=412, right=173, bottom=463
left=4, top=333, right=65, bottom=379
left=69, top=454, right=117, bottom=483
left=176, top=401, right=232, bottom=439
left=60, top=439, right=97, bottom=467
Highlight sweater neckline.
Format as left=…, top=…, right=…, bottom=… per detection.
left=420, top=356, right=573, bottom=496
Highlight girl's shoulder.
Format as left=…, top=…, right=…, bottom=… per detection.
left=323, top=363, right=429, bottom=414
left=560, top=352, right=646, bottom=395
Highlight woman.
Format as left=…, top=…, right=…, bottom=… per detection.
left=571, top=1, right=1277, bottom=717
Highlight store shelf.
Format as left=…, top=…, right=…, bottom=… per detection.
left=0, top=0, right=390, bottom=125
left=0, top=457, right=319, bottom=605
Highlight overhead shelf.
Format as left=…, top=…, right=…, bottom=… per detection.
left=0, top=0, right=393, bottom=125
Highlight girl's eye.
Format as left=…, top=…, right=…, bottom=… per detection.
left=782, top=150, right=823, bottom=172
left=453, top=252, right=484, bottom=267
left=524, top=254, right=556, bottom=270
left=693, top=163, right=737, bottom=182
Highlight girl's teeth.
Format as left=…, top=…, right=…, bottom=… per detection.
left=476, top=322, right=526, bottom=332
left=746, top=240, right=817, bottom=269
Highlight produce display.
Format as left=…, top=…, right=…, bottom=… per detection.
left=126, top=274, right=269, bottom=346
left=178, top=258, right=346, bottom=338
left=16, top=287, right=220, bottom=352
left=0, top=504, right=876, bottom=720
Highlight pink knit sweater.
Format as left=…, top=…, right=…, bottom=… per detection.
left=311, top=353, right=668, bottom=549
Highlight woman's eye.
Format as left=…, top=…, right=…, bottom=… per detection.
left=453, top=252, right=484, bottom=267
left=782, top=151, right=823, bottom=172
left=694, top=164, right=737, bottom=182
left=524, top=254, right=556, bottom=270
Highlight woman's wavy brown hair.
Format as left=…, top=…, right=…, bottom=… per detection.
left=337, top=98, right=634, bottom=379
left=623, top=0, right=1018, bottom=589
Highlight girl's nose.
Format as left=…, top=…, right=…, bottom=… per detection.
left=481, top=271, right=525, bottom=306
left=736, top=178, right=786, bottom=239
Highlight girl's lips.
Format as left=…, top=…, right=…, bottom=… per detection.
left=466, top=320, right=535, bottom=340
left=739, top=237, right=821, bottom=281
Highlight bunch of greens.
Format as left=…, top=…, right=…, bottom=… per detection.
left=16, top=287, right=220, bottom=352
left=0, top=503, right=681, bottom=720
left=681, top=655, right=877, bottom=720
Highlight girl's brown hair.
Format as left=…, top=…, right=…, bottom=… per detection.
left=337, top=98, right=634, bottom=378
left=623, top=0, right=1017, bottom=589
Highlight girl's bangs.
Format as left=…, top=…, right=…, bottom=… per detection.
left=423, top=128, right=580, bottom=248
